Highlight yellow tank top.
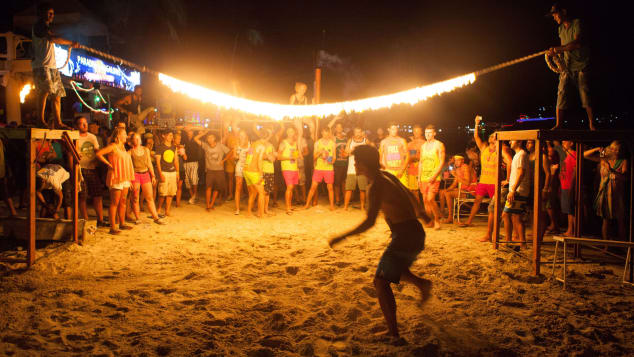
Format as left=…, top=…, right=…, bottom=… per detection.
left=419, top=143, right=440, bottom=182
left=315, top=139, right=335, bottom=171
left=262, top=145, right=274, bottom=174
left=480, top=146, right=496, bottom=184
left=280, top=140, right=298, bottom=172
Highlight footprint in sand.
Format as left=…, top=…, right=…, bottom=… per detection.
left=285, top=266, right=299, bottom=275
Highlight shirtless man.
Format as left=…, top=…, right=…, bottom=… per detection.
left=406, top=125, right=425, bottom=203
left=379, top=123, right=409, bottom=187
left=329, top=145, right=432, bottom=342
left=418, top=125, right=445, bottom=230
left=440, top=155, right=475, bottom=224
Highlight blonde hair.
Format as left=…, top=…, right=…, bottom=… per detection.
left=110, top=128, right=127, bottom=144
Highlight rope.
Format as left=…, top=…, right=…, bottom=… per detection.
left=70, top=81, right=113, bottom=115
left=474, top=50, right=548, bottom=76
left=77, top=44, right=156, bottom=75
left=70, top=81, right=109, bottom=104
left=545, top=53, right=567, bottom=74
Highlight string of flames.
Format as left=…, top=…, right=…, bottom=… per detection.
left=158, top=72, right=477, bottom=121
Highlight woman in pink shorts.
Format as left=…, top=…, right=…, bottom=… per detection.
left=129, top=133, right=163, bottom=225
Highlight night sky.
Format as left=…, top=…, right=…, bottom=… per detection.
left=3, top=0, right=633, bottom=129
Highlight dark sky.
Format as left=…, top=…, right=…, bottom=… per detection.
left=4, top=0, right=633, bottom=128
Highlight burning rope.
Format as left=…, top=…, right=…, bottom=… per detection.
left=545, top=53, right=567, bottom=74
left=73, top=43, right=555, bottom=120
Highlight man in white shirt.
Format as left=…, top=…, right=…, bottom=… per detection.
left=503, top=140, right=531, bottom=249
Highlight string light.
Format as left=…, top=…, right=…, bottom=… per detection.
left=158, top=72, right=476, bottom=121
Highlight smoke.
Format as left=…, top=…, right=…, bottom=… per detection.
left=317, top=50, right=363, bottom=99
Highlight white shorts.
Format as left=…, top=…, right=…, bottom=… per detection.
left=109, top=180, right=131, bottom=190
left=159, top=171, right=178, bottom=197
left=235, top=163, right=244, bottom=178
left=184, top=162, right=199, bottom=188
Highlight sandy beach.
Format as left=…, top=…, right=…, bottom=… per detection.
left=1, top=200, right=633, bottom=356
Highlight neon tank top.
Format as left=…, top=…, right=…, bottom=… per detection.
left=315, top=139, right=335, bottom=171
left=262, top=145, right=275, bottom=174
left=480, top=146, right=496, bottom=184
left=419, top=143, right=440, bottom=182
left=383, top=139, right=404, bottom=170
left=281, top=140, right=298, bottom=171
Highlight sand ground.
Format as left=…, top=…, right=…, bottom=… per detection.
left=1, top=199, right=633, bottom=356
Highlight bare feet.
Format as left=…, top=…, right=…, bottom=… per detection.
left=416, top=278, right=433, bottom=305
left=457, top=222, right=472, bottom=228
left=433, top=221, right=441, bottom=230
left=330, top=206, right=335, bottom=211
left=562, top=231, right=573, bottom=237
left=478, top=236, right=492, bottom=242
left=441, top=218, right=453, bottom=224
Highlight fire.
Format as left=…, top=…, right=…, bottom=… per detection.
left=20, top=84, right=33, bottom=104
left=158, top=72, right=476, bottom=120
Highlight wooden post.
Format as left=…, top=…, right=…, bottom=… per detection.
left=27, top=136, right=36, bottom=266
left=532, top=138, right=543, bottom=275
left=72, top=161, right=79, bottom=244
left=493, top=137, right=501, bottom=249
left=629, top=150, right=634, bottom=282
left=574, top=142, right=583, bottom=258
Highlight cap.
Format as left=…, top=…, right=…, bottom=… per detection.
left=546, top=2, right=566, bottom=17
left=453, top=155, right=465, bottom=160
left=143, top=132, right=153, bottom=139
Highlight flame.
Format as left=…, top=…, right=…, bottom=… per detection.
left=158, top=72, right=477, bottom=120
left=20, top=84, right=33, bottom=104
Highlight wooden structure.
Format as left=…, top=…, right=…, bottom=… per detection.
left=492, top=129, right=634, bottom=277
left=551, top=236, right=634, bottom=288
left=0, top=128, right=81, bottom=267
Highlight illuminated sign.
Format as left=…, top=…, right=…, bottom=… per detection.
left=54, top=45, right=141, bottom=92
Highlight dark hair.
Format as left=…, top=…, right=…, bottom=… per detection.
left=387, top=122, right=398, bottom=128
left=206, top=132, right=218, bottom=141
left=413, top=124, right=422, bottom=130
left=161, top=129, right=173, bottom=136
left=425, top=124, right=436, bottom=131
left=37, top=2, right=53, bottom=17
left=352, top=145, right=380, bottom=173
left=74, top=116, right=87, bottom=125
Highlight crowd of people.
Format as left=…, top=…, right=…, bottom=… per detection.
left=0, top=113, right=628, bottom=243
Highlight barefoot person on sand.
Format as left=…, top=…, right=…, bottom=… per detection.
left=329, top=145, right=432, bottom=342
left=418, top=124, right=445, bottom=230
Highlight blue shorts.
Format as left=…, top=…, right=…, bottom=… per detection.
left=375, top=220, right=425, bottom=284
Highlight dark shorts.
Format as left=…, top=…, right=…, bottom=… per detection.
left=488, top=185, right=509, bottom=213
left=205, top=170, right=226, bottom=191
left=334, top=164, right=348, bottom=186
left=263, top=173, right=275, bottom=194
left=42, top=180, right=72, bottom=209
left=561, top=188, right=574, bottom=215
left=376, top=220, right=425, bottom=284
left=81, top=168, right=104, bottom=198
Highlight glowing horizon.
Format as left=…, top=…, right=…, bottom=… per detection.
left=158, top=72, right=477, bottom=121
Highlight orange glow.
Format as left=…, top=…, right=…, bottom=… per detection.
left=158, top=72, right=476, bottom=120
left=20, top=84, right=33, bottom=104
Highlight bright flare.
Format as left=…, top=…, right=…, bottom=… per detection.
left=20, top=84, right=33, bottom=104
left=158, top=72, right=476, bottom=120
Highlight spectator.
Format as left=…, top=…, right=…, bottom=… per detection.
left=332, top=122, right=349, bottom=207
left=234, top=129, right=250, bottom=214
left=559, top=140, right=577, bottom=236
left=585, top=141, right=628, bottom=242
left=194, top=131, right=229, bottom=211
left=183, top=128, right=201, bottom=204
left=35, top=163, right=70, bottom=219
left=174, top=131, right=187, bottom=207
left=154, top=130, right=179, bottom=217
left=129, top=133, right=163, bottom=225
left=344, top=126, right=369, bottom=211
left=503, top=140, right=531, bottom=249
left=304, top=126, right=336, bottom=211
left=440, top=155, right=476, bottom=224
left=75, top=116, right=106, bottom=227
left=0, top=139, right=18, bottom=217
left=96, top=128, right=135, bottom=234
left=278, top=126, right=300, bottom=214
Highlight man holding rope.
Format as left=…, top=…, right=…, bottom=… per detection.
left=31, top=2, right=79, bottom=129
left=546, top=2, right=595, bottom=131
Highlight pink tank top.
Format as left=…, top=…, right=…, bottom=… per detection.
left=106, top=146, right=135, bottom=186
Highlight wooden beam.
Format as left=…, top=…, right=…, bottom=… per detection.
left=493, top=140, right=501, bottom=250
left=495, top=130, right=539, bottom=141
left=72, top=162, right=79, bottom=244
left=27, top=139, right=36, bottom=266
left=0, top=128, right=80, bottom=140
left=533, top=139, right=543, bottom=276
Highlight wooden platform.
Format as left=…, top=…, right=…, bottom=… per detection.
left=492, top=129, right=634, bottom=277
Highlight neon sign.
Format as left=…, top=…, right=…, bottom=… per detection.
left=54, top=45, right=141, bottom=92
